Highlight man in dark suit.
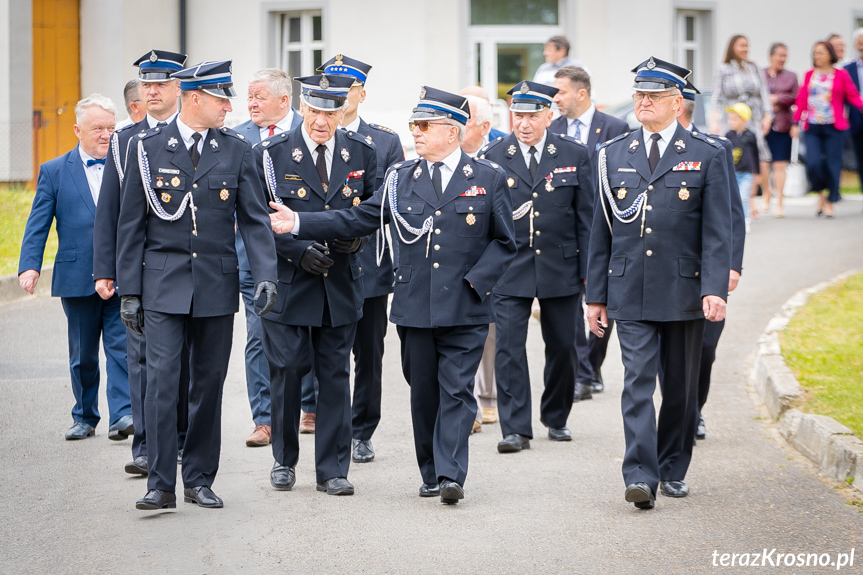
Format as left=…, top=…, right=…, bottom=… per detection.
left=318, top=54, right=404, bottom=464
left=19, top=94, right=132, bottom=441
left=117, top=60, right=278, bottom=511
left=268, top=87, right=517, bottom=504
left=550, top=65, right=629, bottom=399
left=586, top=58, right=731, bottom=510
left=92, top=49, right=188, bottom=476
left=478, top=80, right=594, bottom=453
left=232, top=68, right=303, bottom=449
left=259, top=74, right=375, bottom=496
left=844, top=30, right=863, bottom=200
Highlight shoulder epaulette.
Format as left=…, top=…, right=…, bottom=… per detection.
left=259, top=132, right=290, bottom=149
left=556, top=132, right=587, bottom=148
left=474, top=157, right=504, bottom=173
left=479, top=136, right=506, bottom=158
left=345, top=130, right=375, bottom=149
left=133, top=126, right=161, bottom=141
left=220, top=126, right=249, bottom=142
left=691, top=131, right=724, bottom=149
left=598, top=131, right=631, bottom=150
left=115, top=123, right=137, bottom=134
left=369, top=123, right=395, bottom=134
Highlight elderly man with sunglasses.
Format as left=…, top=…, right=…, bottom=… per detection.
left=269, top=87, right=516, bottom=505
left=585, top=57, right=731, bottom=510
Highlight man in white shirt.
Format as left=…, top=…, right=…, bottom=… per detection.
left=532, top=36, right=589, bottom=87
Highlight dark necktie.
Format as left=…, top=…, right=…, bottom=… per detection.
left=156, top=121, right=167, bottom=127
left=268, top=125, right=277, bottom=137
left=528, top=145, right=538, bottom=180
left=648, top=133, right=661, bottom=173
left=316, top=144, right=329, bottom=186
left=86, top=158, right=105, bottom=167
left=431, top=161, right=444, bottom=200
left=189, top=132, right=202, bottom=169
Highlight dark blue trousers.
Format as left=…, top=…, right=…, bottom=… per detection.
left=574, top=293, right=594, bottom=384
left=351, top=294, right=389, bottom=440
left=397, top=324, right=487, bottom=487
left=587, top=318, right=616, bottom=379
left=263, top=319, right=355, bottom=483
left=494, top=293, right=579, bottom=438
left=239, top=268, right=271, bottom=426
left=617, top=319, right=704, bottom=493
left=805, top=123, right=846, bottom=203
left=143, top=311, right=233, bottom=492
left=60, top=293, right=130, bottom=428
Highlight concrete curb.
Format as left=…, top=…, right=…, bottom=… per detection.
left=750, top=269, right=863, bottom=496
left=0, top=266, right=52, bottom=303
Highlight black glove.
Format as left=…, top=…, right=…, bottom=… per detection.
left=253, top=281, right=278, bottom=317
left=120, top=296, right=144, bottom=335
left=330, top=237, right=362, bottom=254
left=299, top=242, right=334, bottom=275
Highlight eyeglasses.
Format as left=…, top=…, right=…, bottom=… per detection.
left=632, top=93, right=677, bottom=103
left=409, top=120, right=450, bottom=132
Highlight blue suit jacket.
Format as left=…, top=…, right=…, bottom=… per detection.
left=844, top=61, right=863, bottom=134
left=233, top=108, right=303, bottom=144
left=19, top=145, right=100, bottom=297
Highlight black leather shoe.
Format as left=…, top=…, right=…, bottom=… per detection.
left=591, top=370, right=604, bottom=393
left=695, top=416, right=706, bottom=440
left=136, top=489, right=176, bottom=510
left=270, top=463, right=296, bottom=491
left=352, top=439, right=375, bottom=463
left=177, top=449, right=183, bottom=464
left=65, top=422, right=95, bottom=440
left=625, top=483, right=656, bottom=510
left=573, top=382, right=593, bottom=402
left=183, top=486, right=223, bottom=508
left=440, top=479, right=464, bottom=504
left=419, top=483, right=440, bottom=497
left=125, top=455, right=148, bottom=475
left=547, top=426, right=572, bottom=441
left=660, top=480, right=690, bottom=498
left=108, top=414, right=134, bottom=441
left=497, top=433, right=530, bottom=453
left=316, top=477, right=354, bottom=495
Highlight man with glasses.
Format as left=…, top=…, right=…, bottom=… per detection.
left=268, top=87, right=516, bottom=504
left=586, top=58, right=732, bottom=510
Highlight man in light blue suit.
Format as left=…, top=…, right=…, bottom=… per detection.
left=19, top=94, right=132, bottom=440
left=233, top=68, right=303, bottom=448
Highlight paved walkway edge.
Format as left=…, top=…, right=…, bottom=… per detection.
left=0, top=266, right=52, bottom=303
left=750, top=269, right=863, bottom=496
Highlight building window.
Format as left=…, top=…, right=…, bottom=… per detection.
left=470, top=0, right=558, bottom=26
left=674, top=8, right=713, bottom=90
left=278, top=10, right=324, bottom=108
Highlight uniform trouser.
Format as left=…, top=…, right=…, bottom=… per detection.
left=143, top=311, right=233, bottom=493
left=587, top=319, right=616, bottom=379
left=351, top=294, right=389, bottom=440
left=573, top=293, right=594, bottom=384
left=263, top=319, right=355, bottom=483
left=239, top=268, right=271, bottom=426
left=494, top=293, right=579, bottom=438
left=474, top=324, right=497, bottom=424
left=60, top=293, right=131, bottom=428
left=128, top=327, right=191, bottom=459
left=617, top=319, right=704, bottom=493
left=397, top=324, right=487, bottom=487
left=697, top=319, right=725, bottom=414
left=300, top=342, right=318, bottom=414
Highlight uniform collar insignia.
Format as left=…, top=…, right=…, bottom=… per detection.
left=167, top=137, right=178, bottom=149
left=629, top=138, right=639, bottom=152
left=673, top=139, right=685, bottom=151
left=547, top=143, right=557, bottom=155
left=506, top=144, right=517, bottom=156
left=341, top=148, right=350, bottom=162
left=210, top=138, right=219, bottom=150
left=463, top=163, right=474, bottom=178
left=413, top=165, right=422, bottom=180
left=292, top=147, right=303, bottom=162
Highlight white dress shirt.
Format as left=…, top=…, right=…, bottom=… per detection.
left=342, top=115, right=361, bottom=133
left=426, top=145, right=463, bottom=193
left=258, top=109, right=296, bottom=140
left=516, top=131, right=548, bottom=171
left=569, top=104, right=596, bottom=145
left=147, top=112, right=178, bottom=129
left=641, top=120, right=680, bottom=159
left=79, top=147, right=105, bottom=205
left=300, top=127, right=334, bottom=178
left=175, top=116, right=207, bottom=156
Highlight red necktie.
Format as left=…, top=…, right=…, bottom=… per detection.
left=267, top=125, right=277, bottom=137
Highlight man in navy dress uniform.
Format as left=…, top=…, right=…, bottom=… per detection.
left=318, top=54, right=405, bottom=463
left=92, top=49, right=190, bottom=476
left=586, top=58, right=731, bottom=510
left=269, top=87, right=516, bottom=504
left=19, top=94, right=132, bottom=442
left=117, top=60, right=278, bottom=511
left=478, top=80, right=594, bottom=453
left=550, top=65, right=630, bottom=399
left=258, top=73, right=376, bottom=496
left=232, top=68, right=303, bottom=448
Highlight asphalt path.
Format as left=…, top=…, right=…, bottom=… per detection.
left=1, top=196, right=862, bottom=574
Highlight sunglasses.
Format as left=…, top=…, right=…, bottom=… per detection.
left=408, top=120, right=450, bottom=132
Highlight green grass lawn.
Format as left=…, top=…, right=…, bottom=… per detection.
left=782, top=272, right=863, bottom=438
left=0, top=186, right=57, bottom=277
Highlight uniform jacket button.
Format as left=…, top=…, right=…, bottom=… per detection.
left=435, top=210, right=441, bottom=216
left=647, top=185, right=653, bottom=191
left=433, top=262, right=439, bottom=269
left=192, top=252, right=197, bottom=258
left=645, top=228, right=652, bottom=234
left=535, top=249, right=541, bottom=255
left=646, top=250, right=653, bottom=256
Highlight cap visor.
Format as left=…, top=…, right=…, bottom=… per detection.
left=632, top=81, right=679, bottom=92
left=509, top=102, right=549, bottom=112
left=301, top=94, right=346, bottom=111
left=140, top=71, right=177, bottom=82
left=202, top=86, right=236, bottom=99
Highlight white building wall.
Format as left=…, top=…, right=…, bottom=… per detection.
left=0, top=0, right=32, bottom=181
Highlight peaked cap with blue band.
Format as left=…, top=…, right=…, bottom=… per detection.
left=295, top=74, right=355, bottom=111
left=409, top=86, right=471, bottom=125
left=172, top=60, right=236, bottom=99
left=506, top=80, right=558, bottom=112
left=630, top=57, right=691, bottom=92
left=682, top=80, right=701, bottom=101
left=317, top=54, right=371, bottom=86
left=133, top=49, right=187, bottom=82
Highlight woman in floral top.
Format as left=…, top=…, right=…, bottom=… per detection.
left=710, top=35, right=774, bottom=218
left=792, top=41, right=863, bottom=218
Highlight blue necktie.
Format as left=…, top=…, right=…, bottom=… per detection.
left=572, top=120, right=583, bottom=142
left=86, top=158, right=106, bottom=167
